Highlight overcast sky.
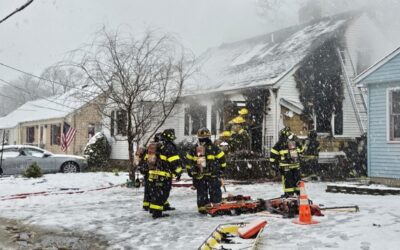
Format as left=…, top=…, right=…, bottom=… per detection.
left=0, top=0, right=274, bottom=82
left=1, top=0, right=399, bottom=85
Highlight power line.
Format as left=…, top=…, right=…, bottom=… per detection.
left=0, top=77, right=76, bottom=112
left=0, top=0, right=34, bottom=24
left=0, top=62, right=100, bottom=95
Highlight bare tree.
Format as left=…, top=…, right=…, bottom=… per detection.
left=72, top=28, right=195, bottom=170
left=39, top=66, right=83, bottom=95
left=0, top=75, right=45, bottom=115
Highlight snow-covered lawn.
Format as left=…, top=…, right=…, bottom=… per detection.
left=1, top=172, right=399, bottom=250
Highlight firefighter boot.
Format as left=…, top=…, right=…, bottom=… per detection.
left=152, top=210, right=170, bottom=219
left=164, top=205, right=176, bottom=211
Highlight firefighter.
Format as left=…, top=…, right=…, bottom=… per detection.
left=148, top=129, right=182, bottom=219
left=214, top=130, right=231, bottom=153
left=186, top=127, right=227, bottom=214
left=138, top=133, right=162, bottom=211
left=301, top=130, right=320, bottom=176
left=269, top=127, right=304, bottom=197
left=227, top=114, right=250, bottom=153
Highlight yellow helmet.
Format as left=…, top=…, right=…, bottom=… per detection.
left=229, top=116, right=246, bottom=124
left=221, top=131, right=231, bottom=137
left=238, top=108, right=249, bottom=115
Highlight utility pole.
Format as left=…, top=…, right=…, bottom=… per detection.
left=0, top=130, right=5, bottom=176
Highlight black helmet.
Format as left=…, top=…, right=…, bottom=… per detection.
left=309, top=130, right=317, bottom=139
left=279, top=127, right=292, bottom=140
left=162, top=129, right=176, bottom=141
left=197, top=127, right=211, bottom=138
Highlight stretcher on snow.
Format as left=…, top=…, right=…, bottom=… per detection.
left=205, top=195, right=326, bottom=217
left=198, top=218, right=267, bottom=250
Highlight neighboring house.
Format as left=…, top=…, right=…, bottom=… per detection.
left=170, top=11, right=396, bottom=155
left=103, top=105, right=184, bottom=161
left=354, top=47, right=400, bottom=186
left=0, top=86, right=103, bottom=155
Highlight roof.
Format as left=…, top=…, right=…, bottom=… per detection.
left=354, top=46, right=400, bottom=85
left=280, top=98, right=304, bottom=115
left=0, top=85, right=99, bottom=129
left=184, top=13, right=355, bottom=95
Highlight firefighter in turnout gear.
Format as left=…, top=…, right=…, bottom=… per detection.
left=138, top=133, right=162, bottom=211
left=270, top=127, right=304, bottom=197
left=301, top=130, right=320, bottom=176
left=186, top=127, right=227, bottom=214
left=148, top=129, right=182, bottom=219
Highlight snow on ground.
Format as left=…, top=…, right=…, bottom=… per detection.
left=1, top=172, right=400, bottom=250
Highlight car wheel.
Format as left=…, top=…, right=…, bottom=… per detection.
left=61, top=162, right=79, bottom=173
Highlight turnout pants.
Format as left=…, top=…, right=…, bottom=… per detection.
left=282, top=167, right=301, bottom=196
left=196, top=176, right=222, bottom=213
left=149, top=176, right=171, bottom=216
left=142, top=175, right=151, bottom=210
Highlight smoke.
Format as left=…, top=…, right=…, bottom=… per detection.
left=257, top=0, right=400, bottom=36
left=257, top=0, right=400, bottom=59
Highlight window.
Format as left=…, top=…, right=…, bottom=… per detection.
left=211, top=105, right=217, bottom=135
left=116, top=110, right=127, bottom=136
left=88, top=123, right=95, bottom=139
left=0, top=148, right=19, bottom=158
left=110, top=110, right=127, bottom=136
left=110, top=111, right=115, bottom=136
left=26, top=127, right=35, bottom=144
left=190, top=105, right=207, bottom=135
left=316, top=113, right=331, bottom=134
left=389, top=89, right=400, bottom=141
left=23, top=147, right=45, bottom=157
left=51, top=124, right=61, bottom=145
left=184, top=107, right=190, bottom=136
left=39, top=126, right=44, bottom=144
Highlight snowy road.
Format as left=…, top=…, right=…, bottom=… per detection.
left=0, top=173, right=399, bottom=250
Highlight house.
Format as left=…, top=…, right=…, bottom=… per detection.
left=0, top=86, right=103, bottom=155
left=354, top=47, right=400, bottom=186
left=171, top=11, right=396, bottom=156
left=106, top=11, right=397, bottom=163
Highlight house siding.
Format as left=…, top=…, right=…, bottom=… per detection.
left=368, top=82, right=400, bottom=179
left=341, top=74, right=362, bottom=137
left=68, top=101, right=104, bottom=155
left=363, top=55, right=400, bottom=85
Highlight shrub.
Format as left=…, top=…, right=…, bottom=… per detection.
left=83, top=132, right=112, bottom=169
left=23, top=162, right=43, bottom=178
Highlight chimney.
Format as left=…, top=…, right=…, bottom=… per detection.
left=299, top=1, right=322, bottom=24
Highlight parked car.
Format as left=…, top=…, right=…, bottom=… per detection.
left=0, top=145, right=88, bottom=175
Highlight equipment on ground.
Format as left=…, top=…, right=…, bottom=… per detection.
left=205, top=194, right=326, bottom=218
left=198, top=218, right=267, bottom=250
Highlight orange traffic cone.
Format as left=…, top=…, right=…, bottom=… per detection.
left=293, top=181, right=319, bottom=225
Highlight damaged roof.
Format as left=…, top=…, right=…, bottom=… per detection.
left=185, top=12, right=356, bottom=95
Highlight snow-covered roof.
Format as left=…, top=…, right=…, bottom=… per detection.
left=0, top=85, right=99, bottom=129
left=185, top=13, right=354, bottom=95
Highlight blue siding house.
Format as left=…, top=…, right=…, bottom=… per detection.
left=355, top=47, right=400, bottom=186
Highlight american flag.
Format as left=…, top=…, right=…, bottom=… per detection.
left=61, top=122, right=77, bottom=152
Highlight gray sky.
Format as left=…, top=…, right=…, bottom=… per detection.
left=0, top=0, right=270, bottom=82
left=1, top=0, right=399, bottom=84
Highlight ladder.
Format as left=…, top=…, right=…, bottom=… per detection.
left=337, top=49, right=368, bottom=134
